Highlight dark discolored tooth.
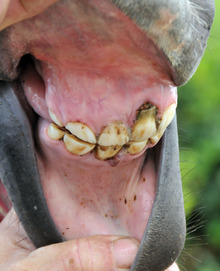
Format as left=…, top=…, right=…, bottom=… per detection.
left=131, top=106, right=157, bottom=142
left=0, top=81, right=64, bottom=248
left=130, top=115, right=186, bottom=271
left=98, top=121, right=129, bottom=146
left=127, top=140, right=148, bottom=154
left=96, top=145, right=122, bottom=160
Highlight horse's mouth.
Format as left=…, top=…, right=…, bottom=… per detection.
left=0, top=0, right=215, bottom=270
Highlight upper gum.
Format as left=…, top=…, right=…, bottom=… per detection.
left=48, top=102, right=177, bottom=147
left=44, top=69, right=177, bottom=135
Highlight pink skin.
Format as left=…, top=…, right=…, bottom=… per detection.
left=13, top=0, right=178, bottom=241
left=0, top=0, right=180, bottom=270
left=37, top=121, right=157, bottom=240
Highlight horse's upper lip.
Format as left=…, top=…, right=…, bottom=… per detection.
left=0, top=0, right=215, bottom=86
left=111, top=0, right=215, bottom=86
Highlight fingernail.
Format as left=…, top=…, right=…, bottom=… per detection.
left=113, top=238, right=139, bottom=269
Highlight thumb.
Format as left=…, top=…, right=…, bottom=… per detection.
left=0, top=0, right=58, bottom=31
left=0, top=209, right=139, bottom=271
left=20, top=235, right=140, bottom=271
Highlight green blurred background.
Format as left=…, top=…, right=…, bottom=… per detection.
left=177, top=1, right=220, bottom=270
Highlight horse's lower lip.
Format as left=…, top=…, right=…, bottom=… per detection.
left=0, top=81, right=64, bottom=246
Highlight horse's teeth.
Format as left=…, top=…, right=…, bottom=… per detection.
left=150, top=129, right=165, bottom=145
left=48, top=103, right=176, bottom=158
left=66, top=122, right=96, bottom=144
left=96, top=145, right=122, bottom=160
left=98, top=121, right=129, bottom=146
left=48, top=109, right=63, bottom=127
left=63, top=134, right=95, bottom=155
left=48, top=123, right=65, bottom=140
left=130, top=106, right=157, bottom=141
left=127, top=140, right=148, bottom=154
left=158, top=103, right=176, bottom=131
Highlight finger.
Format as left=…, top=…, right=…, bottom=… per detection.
left=0, top=0, right=10, bottom=25
left=1, top=211, right=177, bottom=271
left=11, top=235, right=139, bottom=271
left=0, top=209, right=34, bottom=265
left=0, top=0, right=58, bottom=31
left=0, top=208, right=31, bottom=245
left=1, top=210, right=139, bottom=271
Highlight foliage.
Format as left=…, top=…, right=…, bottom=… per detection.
left=177, top=1, right=220, bottom=270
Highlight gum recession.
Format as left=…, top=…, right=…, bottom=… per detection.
left=20, top=59, right=177, bottom=137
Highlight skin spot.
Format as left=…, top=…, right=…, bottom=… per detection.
left=124, top=198, right=127, bottom=204
left=69, top=258, right=74, bottom=265
left=105, top=214, right=108, bottom=217
left=66, top=227, right=69, bottom=230
left=143, top=177, right=146, bottom=182
left=134, top=195, right=137, bottom=201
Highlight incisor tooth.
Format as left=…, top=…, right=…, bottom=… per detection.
left=130, top=106, right=157, bottom=141
left=63, top=134, right=95, bottom=155
left=48, top=123, right=65, bottom=140
left=158, top=103, right=176, bottom=131
left=49, top=109, right=63, bottom=127
left=96, top=145, right=122, bottom=160
left=150, top=129, right=165, bottom=145
left=66, top=122, right=96, bottom=144
left=127, top=140, right=148, bottom=154
left=98, top=122, right=129, bottom=146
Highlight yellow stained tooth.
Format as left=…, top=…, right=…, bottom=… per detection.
left=150, top=129, right=165, bottom=145
left=158, top=103, right=176, bottom=131
left=48, top=123, right=65, bottom=140
left=63, top=134, right=95, bottom=155
left=48, top=109, right=64, bottom=127
left=130, top=106, right=157, bottom=141
left=127, top=140, right=148, bottom=154
left=98, top=121, right=129, bottom=146
left=65, top=122, right=96, bottom=144
left=96, top=145, right=122, bottom=160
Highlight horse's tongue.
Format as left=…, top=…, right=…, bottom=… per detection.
left=0, top=81, right=185, bottom=270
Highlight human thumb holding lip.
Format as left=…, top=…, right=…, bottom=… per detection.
left=0, top=208, right=180, bottom=270
left=0, top=209, right=140, bottom=270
